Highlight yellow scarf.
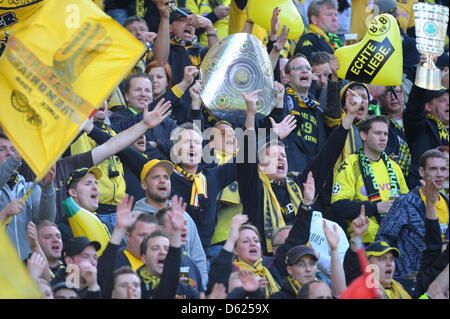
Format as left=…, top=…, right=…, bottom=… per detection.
left=138, top=267, right=160, bottom=290
left=123, top=249, right=144, bottom=272
left=287, top=275, right=303, bottom=296
left=258, top=172, right=303, bottom=253
left=235, top=258, right=280, bottom=298
left=384, top=279, right=412, bottom=299
left=174, top=165, right=208, bottom=207
left=427, top=113, right=449, bottom=144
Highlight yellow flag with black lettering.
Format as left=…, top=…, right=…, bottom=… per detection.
left=0, top=225, right=42, bottom=298
left=0, top=0, right=145, bottom=182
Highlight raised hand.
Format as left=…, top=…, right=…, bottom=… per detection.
left=143, top=98, right=172, bottom=129
left=214, top=4, right=230, bottom=20
left=224, top=214, right=248, bottom=252
left=43, top=164, right=57, bottom=186
left=323, top=221, right=339, bottom=251
left=269, top=114, right=296, bottom=140
left=189, top=80, right=203, bottom=110
left=182, top=65, right=199, bottom=87
left=420, top=176, right=440, bottom=206
left=79, top=261, right=98, bottom=291
left=269, top=6, right=281, bottom=41
left=166, top=195, right=187, bottom=233
left=116, top=194, right=139, bottom=230
left=302, top=171, right=315, bottom=205
left=27, top=221, right=39, bottom=252
left=242, top=89, right=262, bottom=115
left=83, top=116, right=94, bottom=134
left=329, top=55, right=340, bottom=81
left=345, top=89, right=362, bottom=116
left=352, top=205, right=369, bottom=238
left=274, top=81, right=285, bottom=108
left=27, top=252, right=47, bottom=280
left=239, top=269, right=260, bottom=292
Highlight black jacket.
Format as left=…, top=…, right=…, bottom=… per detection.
left=404, top=85, right=449, bottom=188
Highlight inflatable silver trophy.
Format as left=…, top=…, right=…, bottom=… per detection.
left=200, top=33, right=277, bottom=123
left=413, top=2, right=449, bottom=90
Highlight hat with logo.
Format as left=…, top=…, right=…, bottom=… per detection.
left=66, top=167, right=102, bottom=191
left=365, top=240, right=400, bottom=258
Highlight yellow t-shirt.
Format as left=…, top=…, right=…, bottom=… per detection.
left=123, top=249, right=144, bottom=272
left=331, top=154, right=409, bottom=242
left=395, top=0, right=418, bottom=34
left=228, top=0, right=268, bottom=45
left=419, top=189, right=449, bottom=240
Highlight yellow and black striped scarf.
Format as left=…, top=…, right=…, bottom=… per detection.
left=287, top=275, right=303, bottom=296
left=259, top=172, right=303, bottom=253
left=427, top=113, right=449, bottom=145
left=235, top=258, right=280, bottom=298
left=174, top=165, right=207, bottom=207
left=138, top=266, right=160, bottom=290
left=215, top=150, right=240, bottom=204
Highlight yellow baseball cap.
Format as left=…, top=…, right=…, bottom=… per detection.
left=140, top=159, right=174, bottom=182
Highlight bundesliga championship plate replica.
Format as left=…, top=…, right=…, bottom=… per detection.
left=413, top=2, right=449, bottom=90
left=200, top=33, right=276, bottom=124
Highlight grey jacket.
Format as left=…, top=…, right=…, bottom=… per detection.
left=132, top=197, right=208, bottom=290
left=0, top=156, right=56, bottom=260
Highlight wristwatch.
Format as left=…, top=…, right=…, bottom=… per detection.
left=206, top=28, right=218, bottom=37
left=300, top=200, right=313, bottom=211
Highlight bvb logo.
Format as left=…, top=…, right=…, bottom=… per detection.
left=11, top=89, right=44, bottom=128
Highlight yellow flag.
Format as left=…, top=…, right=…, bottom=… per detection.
left=0, top=225, right=42, bottom=299
left=0, top=0, right=43, bottom=58
left=0, top=0, right=145, bottom=182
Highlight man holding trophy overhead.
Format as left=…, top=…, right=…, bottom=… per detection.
left=403, top=3, right=449, bottom=188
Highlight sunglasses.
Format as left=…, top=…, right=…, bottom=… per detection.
left=291, top=65, right=312, bottom=72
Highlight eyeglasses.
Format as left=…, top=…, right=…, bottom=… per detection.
left=292, top=65, right=312, bottom=72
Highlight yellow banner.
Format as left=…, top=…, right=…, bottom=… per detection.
left=0, top=0, right=43, bottom=58
left=0, top=0, right=145, bottom=181
left=0, top=225, right=42, bottom=299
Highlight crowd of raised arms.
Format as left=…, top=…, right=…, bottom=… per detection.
left=0, top=0, right=448, bottom=300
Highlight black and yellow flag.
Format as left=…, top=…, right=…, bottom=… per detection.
left=0, top=0, right=145, bottom=182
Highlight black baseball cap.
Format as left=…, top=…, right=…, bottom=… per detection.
left=365, top=240, right=400, bottom=258
left=66, top=167, right=102, bottom=190
left=170, top=7, right=192, bottom=24
left=64, top=236, right=101, bottom=257
left=285, top=245, right=319, bottom=266
left=424, top=87, right=449, bottom=104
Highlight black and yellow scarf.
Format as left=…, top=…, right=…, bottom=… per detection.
left=138, top=266, right=160, bottom=290
left=287, top=275, right=303, bottom=296
left=285, top=86, right=319, bottom=110
left=308, top=24, right=343, bottom=51
left=386, top=115, right=411, bottom=177
left=259, top=172, right=303, bottom=253
left=427, top=113, right=449, bottom=145
left=235, top=258, right=280, bottom=298
left=7, top=171, right=19, bottom=189
left=174, top=165, right=207, bottom=207
left=358, top=148, right=400, bottom=202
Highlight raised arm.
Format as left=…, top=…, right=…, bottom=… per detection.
left=323, top=221, right=347, bottom=296
left=152, top=1, right=173, bottom=62
left=90, top=98, right=172, bottom=165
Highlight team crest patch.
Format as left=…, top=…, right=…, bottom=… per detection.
left=332, top=183, right=341, bottom=194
